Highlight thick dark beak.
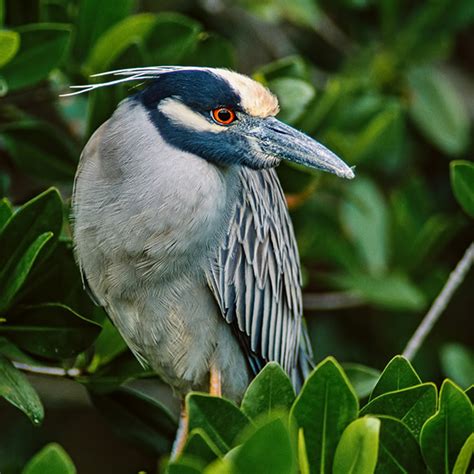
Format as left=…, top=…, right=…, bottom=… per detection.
left=252, top=117, right=354, bottom=179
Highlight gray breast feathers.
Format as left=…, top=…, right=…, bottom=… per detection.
left=206, top=167, right=303, bottom=374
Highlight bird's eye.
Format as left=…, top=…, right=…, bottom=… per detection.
left=211, top=107, right=236, bottom=125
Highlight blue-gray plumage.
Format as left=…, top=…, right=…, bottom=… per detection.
left=70, top=67, right=354, bottom=406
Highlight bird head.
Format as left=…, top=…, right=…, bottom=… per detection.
left=66, top=66, right=354, bottom=179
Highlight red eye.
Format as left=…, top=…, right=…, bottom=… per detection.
left=212, top=107, right=236, bottom=125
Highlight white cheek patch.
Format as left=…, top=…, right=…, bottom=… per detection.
left=158, top=98, right=224, bottom=133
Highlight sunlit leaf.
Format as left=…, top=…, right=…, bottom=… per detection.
left=333, top=417, right=380, bottom=474
left=0, top=30, right=20, bottom=68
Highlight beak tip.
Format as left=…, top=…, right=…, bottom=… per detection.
left=336, top=166, right=355, bottom=180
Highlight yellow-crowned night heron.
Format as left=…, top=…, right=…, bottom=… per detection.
left=68, top=66, right=354, bottom=452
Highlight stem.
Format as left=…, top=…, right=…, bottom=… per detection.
left=13, top=361, right=82, bottom=377
left=303, top=291, right=365, bottom=310
left=402, top=242, right=474, bottom=361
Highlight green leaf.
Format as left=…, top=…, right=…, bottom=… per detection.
left=420, top=380, right=473, bottom=474
left=187, top=393, right=250, bottom=456
left=167, top=460, right=202, bottom=474
left=73, top=0, right=135, bottom=62
left=450, top=161, right=474, bottom=218
left=298, top=428, right=310, bottom=474
left=0, top=232, right=52, bottom=311
left=22, top=443, right=76, bottom=474
left=407, top=67, right=470, bottom=156
left=89, top=386, right=177, bottom=455
left=232, top=417, right=296, bottom=474
left=0, top=197, right=13, bottom=231
left=0, top=24, right=70, bottom=91
left=181, top=33, right=235, bottom=69
left=453, top=433, right=474, bottom=474
left=440, top=343, right=474, bottom=389
left=143, top=13, right=201, bottom=65
left=0, top=188, right=62, bottom=312
left=334, top=272, right=426, bottom=311
left=333, top=416, right=380, bottom=474
left=1, top=121, right=78, bottom=182
left=84, top=13, right=156, bottom=73
left=370, top=356, right=421, bottom=401
left=290, top=357, right=358, bottom=474
left=465, top=385, right=474, bottom=404
left=241, top=362, right=295, bottom=420
left=0, top=354, right=43, bottom=425
left=0, top=30, right=20, bottom=68
left=0, top=303, right=101, bottom=360
left=341, top=177, right=389, bottom=275
left=183, top=429, right=220, bottom=466
left=89, top=318, right=128, bottom=370
left=375, top=415, right=425, bottom=474
left=342, top=363, right=381, bottom=399
left=269, top=78, right=315, bottom=124
left=361, top=383, right=437, bottom=438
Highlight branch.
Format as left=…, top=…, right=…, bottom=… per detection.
left=13, top=361, right=82, bottom=378
left=402, top=241, right=474, bottom=361
left=303, top=291, right=365, bottom=310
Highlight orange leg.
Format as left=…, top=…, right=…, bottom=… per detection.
left=171, top=402, right=188, bottom=459
left=209, top=363, right=222, bottom=397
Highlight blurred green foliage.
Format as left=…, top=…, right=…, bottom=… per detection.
left=0, top=0, right=473, bottom=472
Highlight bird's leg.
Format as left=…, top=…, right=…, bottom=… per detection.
left=209, top=362, right=222, bottom=397
left=170, top=401, right=188, bottom=460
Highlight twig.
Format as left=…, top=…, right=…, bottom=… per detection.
left=402, top=241, right=474, bottom=361
left=303, top=291, right=365, bottom=310
left=13, top=361, right=82, bottom=377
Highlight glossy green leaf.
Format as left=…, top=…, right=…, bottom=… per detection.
left=187, top=393, right=250, bottom=456
left=420, top=380, right=473, bottom=474
left=333, top=416, right=380, bottom=474
left=0, top=24, right=70, bottom=91
left=298, top=428, right=310, bottom=474
left=22, top=443, right=76, bottom=474
left=0, top=232, right=52, bottom=311
left=375, top=415, right=425, bottom=474
left=361, top=383, right=437, bottom=438
left=290, top=357, right=358, bottom=473
left=73, top=0, right=135, bottom=62
left=232, top=417, right=296, bottom=474
left=89, top=386, right=177, bottom=455
left=1, top=121, right=78, bottom=182
left=370, top=356, right=421, bottom=400
left=84, top=13, right=156, bottom=73
left=450, top=161, right=474, bottom=218
left=408, top=67, right=470, bottom=156
left=0, top=30, right=20, bottom=68
left=0, top=197, right=13, bottom=231
left=0, top=303, right=101, bottom=360
left=183, top=429, right=220, bottom=466
left=241, top=362, right=295, bottom=420
left=0, top=354, right=44, bottom=425
left=342, top=363, right=381, bottom=399
left=0, top=188, right=62, bottom=312
left=341, top=177, right=389, bottom=275
left=269, top=77, right=315, bottom=124
left=465, top=385, right=474, bottom=404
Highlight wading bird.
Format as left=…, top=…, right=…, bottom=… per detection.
left=69, top=66, right=354, bottom=453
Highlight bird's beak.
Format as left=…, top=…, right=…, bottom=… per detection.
left=249, top=117, right=354, bottom=179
